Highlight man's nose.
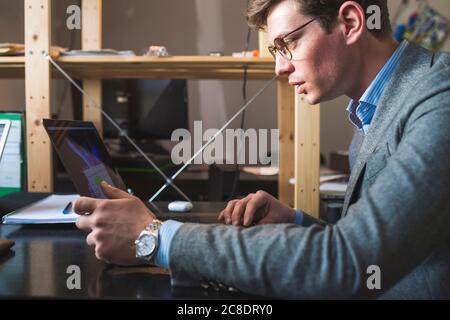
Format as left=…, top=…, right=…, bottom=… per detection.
left=275, top=54, right=294, bottom=76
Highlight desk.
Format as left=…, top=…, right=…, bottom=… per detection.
left=0, top=192, right=253, bottom=299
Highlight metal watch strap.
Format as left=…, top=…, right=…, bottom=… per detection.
left=147, top=219, right=163, bottom=234
left=146, top=219, right=163, bottom=263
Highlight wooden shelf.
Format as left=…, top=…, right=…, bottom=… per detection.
left=0, top=57, right=25, bottom=78
left=0, top=56, right=275, bottom=80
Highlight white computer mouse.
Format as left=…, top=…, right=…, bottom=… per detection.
left=168, top=201, right=194, bottom=212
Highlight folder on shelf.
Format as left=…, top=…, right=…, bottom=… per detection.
left=0, top=112, right=26, bottom=197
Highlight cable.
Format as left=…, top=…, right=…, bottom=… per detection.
left=45, top=54, right=193, bottom=203
left=149, top=75, right=278, bottom=203
left=228, top=4, right=252, bottom=201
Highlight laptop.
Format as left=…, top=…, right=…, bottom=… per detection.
left=0, top=119, right=11, bottom=162
left=43, top=119, right=127, bottom=198
left=43, top=119, right=222, bottom=223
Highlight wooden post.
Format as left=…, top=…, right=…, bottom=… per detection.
left=258, top=31, right=271, bottom=58
left=82, top=0, right=103, bottom=135
left=277, top=79, right=295, bottom=207
left=25, top=0, right=53, bottom=192
left=295, top=94, right=320, bottom=217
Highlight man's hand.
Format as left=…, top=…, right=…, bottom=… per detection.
left=74, top=181, right=156, bottom=266
left=218, top=190, right=296, bottom=227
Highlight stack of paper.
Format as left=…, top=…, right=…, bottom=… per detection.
left=0, top=43, right=24, bottom=56
left=2, top=194, right=80, bottom=224
left=60, top=49, right=135, bottom=57
left=0, top=43, right=67, bottom=58
left=320, top=182, right=347, bottom=195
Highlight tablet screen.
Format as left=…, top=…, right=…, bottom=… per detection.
left=43, top=119, right=127, bottom=198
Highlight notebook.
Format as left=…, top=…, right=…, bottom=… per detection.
left=2, top=194, right=80, bottom=224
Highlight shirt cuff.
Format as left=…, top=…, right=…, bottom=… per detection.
left=154, top=220, right=183, bottom=269
left=294, top=210, right=304, bottom=225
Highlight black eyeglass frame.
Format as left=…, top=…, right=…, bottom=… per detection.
left=268, top=18, right=316, bottom=61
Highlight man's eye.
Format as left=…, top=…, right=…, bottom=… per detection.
left=286, top=34, right=302, bottom=48
left=288, top=37, right=298, bottom=45
left=280, top=47, right=289, bottom=54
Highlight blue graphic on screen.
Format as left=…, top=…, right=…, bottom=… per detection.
left=66, top=139, right=114, bottom=198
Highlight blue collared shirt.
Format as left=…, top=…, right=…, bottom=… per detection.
left=154, top=219, right=183, bottom=268
left=155, top=40, right=411, bottom=269
left=347, top=40, right=409, bottom=135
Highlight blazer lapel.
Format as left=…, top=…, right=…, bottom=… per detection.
left=341, top=43, right=435, bottom=217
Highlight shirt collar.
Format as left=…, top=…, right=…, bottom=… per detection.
left=347, top=40, right=410, bottom=134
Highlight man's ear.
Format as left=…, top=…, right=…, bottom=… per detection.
left=337, top=1, right=365, bottom=45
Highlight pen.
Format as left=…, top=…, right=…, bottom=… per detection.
left=63, top=202, right=72, bottom=215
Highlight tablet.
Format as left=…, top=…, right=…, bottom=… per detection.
left=0, top=119, right=11, bottom=162
left=43, top=119, right=127, bottom=198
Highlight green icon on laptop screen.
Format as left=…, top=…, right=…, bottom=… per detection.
left=95, top=176, right=103, bottom=186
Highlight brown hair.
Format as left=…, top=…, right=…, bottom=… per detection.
left=247, top=0, right=392, bottom=39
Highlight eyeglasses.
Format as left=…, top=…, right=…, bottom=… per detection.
left=268, top=18, right=316, bottom=61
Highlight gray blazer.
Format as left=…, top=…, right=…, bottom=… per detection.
left=168, top=42, right=450, bottom=299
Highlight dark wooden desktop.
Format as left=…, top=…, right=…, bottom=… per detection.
left=0, top=192, right=254, bottom=299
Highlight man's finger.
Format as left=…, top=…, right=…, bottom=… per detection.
left=218, top=201, right=235, bottom=221
left=231, top=196, right=252, bottom=226
left=76, top=215, right=94, bottom=233
left=73, top=197, right=102, bottom=215
left=220, top=200, right=238, bottom=224
left=86, top=231, right=96, bottom=247
left=243, top=196, right=266, bottom=226
left=100, top=181, right=133, bottom=200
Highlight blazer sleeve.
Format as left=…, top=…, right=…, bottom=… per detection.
left=301, top=212, right=328, bottom=227
left=167, top=83, right=450, bottom=299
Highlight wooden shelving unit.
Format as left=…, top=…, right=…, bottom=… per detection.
left=1, top=0, right=321, bottom=217
left=0, top=56, right=276, bottom=79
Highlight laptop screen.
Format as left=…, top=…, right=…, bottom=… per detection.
left=43, top=119, right=127, bottom=198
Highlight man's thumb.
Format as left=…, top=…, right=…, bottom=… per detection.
left=100, top=181, right=132, bottom=199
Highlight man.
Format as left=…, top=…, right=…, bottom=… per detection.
left=74, top=0, right=450, bottom=299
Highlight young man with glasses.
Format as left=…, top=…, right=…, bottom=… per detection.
left=74, top=0, right=450, bottom=299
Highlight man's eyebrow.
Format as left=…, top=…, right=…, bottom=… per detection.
left=272, top=30, right=292, bottom=41
left=285, top=28, right=304, bottom=41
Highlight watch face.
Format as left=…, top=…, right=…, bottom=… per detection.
left=136, top=234, right=156, bottom=257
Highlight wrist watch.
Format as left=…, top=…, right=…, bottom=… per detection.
left=135, top=219, right=163, bottom=264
